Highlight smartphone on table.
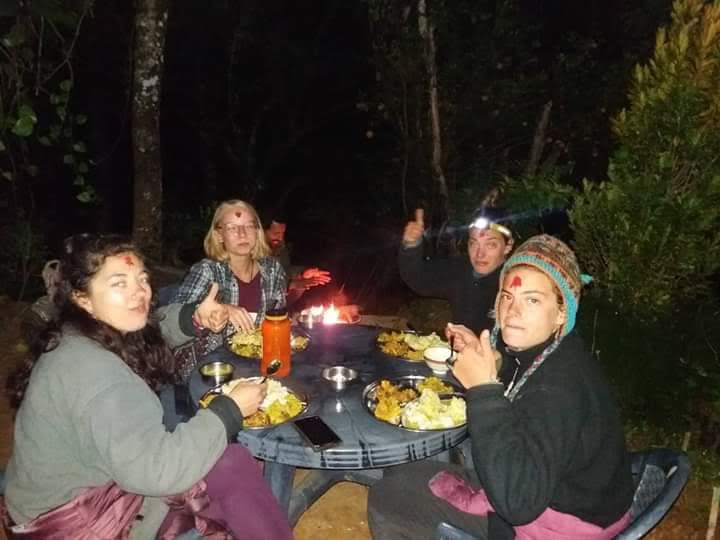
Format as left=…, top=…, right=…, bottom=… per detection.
left=293, top=416, right=342, bottom=451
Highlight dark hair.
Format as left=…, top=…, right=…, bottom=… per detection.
left=7, top=234, right=177, bottom=409
left=261, top=209, right=287, bottom=230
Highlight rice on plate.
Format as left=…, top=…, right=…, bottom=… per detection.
left=203, top=378, right=306, bottom=427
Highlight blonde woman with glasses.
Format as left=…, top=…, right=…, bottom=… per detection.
left=170, top=200, right=288, bottom=379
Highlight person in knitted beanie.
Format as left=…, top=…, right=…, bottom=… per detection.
left=447, top=234, right=590, bottom=390
left=494, top=233, right=587, bottom=339
left=368, top=235, right=633, bottom=540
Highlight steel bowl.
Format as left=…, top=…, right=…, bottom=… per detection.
left=199, top=361, right=235, bottom=386
left=322, top=366, right=358, bottom=390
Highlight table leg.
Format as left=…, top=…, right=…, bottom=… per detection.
left=264, top=461, right=296, bottom=513
left=449, top=438, right=475, bottom=469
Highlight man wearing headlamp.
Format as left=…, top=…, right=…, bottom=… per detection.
left=398, top=207, right=513, bottom=333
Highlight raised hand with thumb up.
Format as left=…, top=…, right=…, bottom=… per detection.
left=402, top=208, right=425, bottom=248
left=193, top=282, right=229, bottom=333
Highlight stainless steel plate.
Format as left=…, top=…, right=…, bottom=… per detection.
left=375, top=330, right=432, bottom=363
left=362, top=375, right=466, bottom=432
left=226, top=328, right=311, bottom=358
left=199, top=379, right=308, bottom=430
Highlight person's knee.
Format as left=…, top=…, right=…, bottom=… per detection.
left=215, top=444, right=254, bottom=473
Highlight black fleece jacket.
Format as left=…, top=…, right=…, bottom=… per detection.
left=466, top=332, right=633, bottom=539
left=397, top=244, right=501, bottom=333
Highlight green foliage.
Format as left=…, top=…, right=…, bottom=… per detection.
left=0, top=2, right=94, bottom=300
left=0, top=3, right=96, bottom=208
left=11, top=105, right=38, bottom=137
left=576, top=293, right=709, bottom=428
left=364, top=0, right=662, bottom=223
left=571, top=0, right=720, bottom=324
left=497, top=166, right=577, bottom=241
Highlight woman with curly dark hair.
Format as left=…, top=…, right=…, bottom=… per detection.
left=4, top=234, right=292, bottom=539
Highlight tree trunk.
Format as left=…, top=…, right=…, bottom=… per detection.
left=418, top=0, right=449, bottom=218
left=525, top=101, right=553, bottom=178
left=131, top=0, right=168, bottom=261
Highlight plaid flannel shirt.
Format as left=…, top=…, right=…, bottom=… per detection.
left=170, top=257, right=287, bottom=378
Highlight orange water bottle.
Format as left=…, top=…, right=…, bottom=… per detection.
left=261, top=308, right=291, bottom=378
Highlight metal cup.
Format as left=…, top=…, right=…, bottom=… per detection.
left=322, top=366, right=358, bottom=391
left=199, top=361, right=235, bottom=386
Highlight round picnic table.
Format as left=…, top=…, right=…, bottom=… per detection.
left=188, top=324, right=468, bottom=525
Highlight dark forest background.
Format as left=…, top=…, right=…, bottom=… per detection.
left=1, top=0, right=672, bottom=303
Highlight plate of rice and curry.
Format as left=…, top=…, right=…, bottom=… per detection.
left=199, top=378, right=307, bottom=429
left=227, top=328, right=310, bottom=358
left=376, top=330, right=448, bottom=362
left=362, top=375, right=466, bottom=431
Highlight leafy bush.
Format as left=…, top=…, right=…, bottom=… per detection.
left=576, top=292, right=705, bottom=427
left=497, top=166, right=577, bottom=242
left=0, top=6, right=97, bottom=207
left=571, top=0, right=720, bottom=324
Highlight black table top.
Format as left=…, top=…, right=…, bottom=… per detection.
left=189, top=324, right=467, bottom=469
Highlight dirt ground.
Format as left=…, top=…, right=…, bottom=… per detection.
left=0, top=298, right=712, bottom=539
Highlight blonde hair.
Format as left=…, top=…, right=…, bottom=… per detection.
left=203, top=200, right=271, bottom=262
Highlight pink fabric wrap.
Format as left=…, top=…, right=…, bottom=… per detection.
left=429, top=471, right=631, bottom=539
left=2, top=445, right=291, bottom=540
left=1, top=480, right=232, bottom=540
left=1, top=482, right=143, bottom=539
left=158, top=480, right=232, bottom=540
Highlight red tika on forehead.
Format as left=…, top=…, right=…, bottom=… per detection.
left=510, top=275, right=522, bottom=288
left=234, top=211, right=243, bottom=218
left=124, top=255, right=134, bottom=266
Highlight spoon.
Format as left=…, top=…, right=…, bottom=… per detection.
left=446, top=335, right=457, bottom=367
left=259, top=359, right=282, bottom=383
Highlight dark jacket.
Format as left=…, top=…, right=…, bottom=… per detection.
left=397, top=244, right=501, bottom=333
left=466, top=331, right=634, bottom=538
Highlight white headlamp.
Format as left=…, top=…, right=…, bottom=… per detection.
left=469, top=217, right=512, bottom=239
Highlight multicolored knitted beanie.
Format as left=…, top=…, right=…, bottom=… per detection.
left=494, top=234, right=588, bottom=338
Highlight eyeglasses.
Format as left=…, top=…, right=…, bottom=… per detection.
left=216, top=223, right=259, bottom=235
